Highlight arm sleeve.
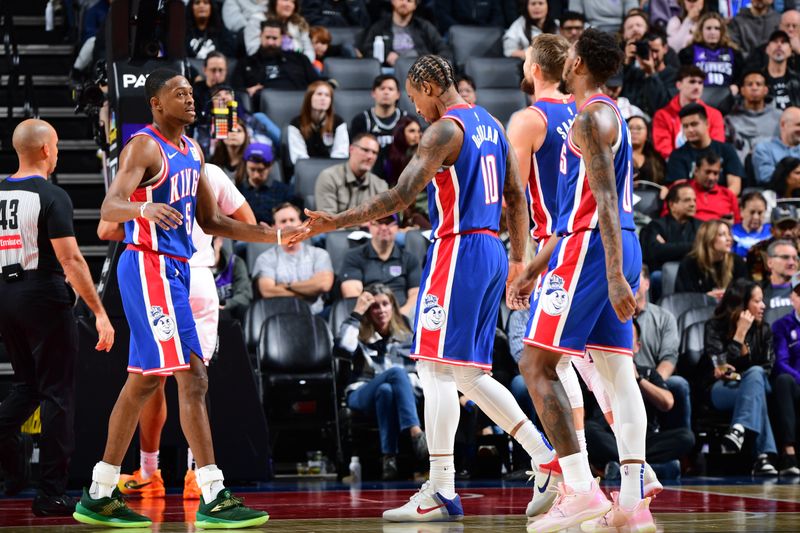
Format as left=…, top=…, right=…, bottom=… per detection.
left=658, top=310, right=680, bottom=367
left=340, top=249, right=365, bottom=282
left=652, top=109, right=674, bottom=160
left=45, top=185, right=76, bottom=238
left=227, top=257, right=253, bottom=314
left=673, top=258, right=694, bottom=293
left=773, top=320, right=800, bottom=383
left=503, top=19, right=525, bottom=58
left=287, top=125, right=310, bottom=165
left=243, top=15, right=265, bottom=57
left=336, top=315, right=362, bottom=354
left=331, top=122, right=350, bottom=159
left=312, top=247, right=334, bottom=274
left=314, top=168, right=341, bottom=213
left=709, top=111, right=725, bottom=143
left=222, top=0, right=246, bottom=32
left=753, top=142, right=776, bottom=184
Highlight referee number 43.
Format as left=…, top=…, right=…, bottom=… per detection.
left=0, top=199, right=20, bottom=230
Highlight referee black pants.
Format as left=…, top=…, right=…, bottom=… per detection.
left=0, top=278, right=78, bottom=496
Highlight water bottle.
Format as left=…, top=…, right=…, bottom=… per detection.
left=373, top=36, right=385, bottom=64
left=349, top=456, right=362, bottom=483
left=45, top=0, right=54, bottom=32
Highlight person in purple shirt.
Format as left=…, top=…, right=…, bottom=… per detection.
left=769, top=271, right=800, bottom=476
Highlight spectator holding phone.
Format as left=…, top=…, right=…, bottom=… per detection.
left=703, top=279, right=778, bottom=476
left=676, top=219, right=748, bottom=298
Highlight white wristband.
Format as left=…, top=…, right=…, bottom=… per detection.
left=139, top=201, right=150, bottom=218
left=277, top=228, right=282, bottom=245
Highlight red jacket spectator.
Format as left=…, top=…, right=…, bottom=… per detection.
left=691, top=179, right=741, bottom=223
left=653, top=94, right=725, bottom=159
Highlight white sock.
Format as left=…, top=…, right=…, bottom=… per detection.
left=576, top=429, right=587, bottom=456
left=89, top=461, right=121, bottom=499
left=196, top=464, right=226, bottom=502
left=516, top=420, right=555, bottom=467
left=559, top=452, right=593, bottom=493
left=187, top=448, right=196, bottom=471
left=140, top=450, right=159, bottom=480
left=429, top=455, right=456, bottom=499
left=619, top=462, right=644, bottom=510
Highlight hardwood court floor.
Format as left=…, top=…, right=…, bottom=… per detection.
left=1, top=479, right=800, bottom=531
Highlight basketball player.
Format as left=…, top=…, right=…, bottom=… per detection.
left=73, top=69, right=301, bottom=528
left=96, top=162, right=256, bottom=500
left=506, top=34, right=576, bottom=517
left=299, top=55, right=555, bottom=523
left=512, top=29, right=654, bottom=532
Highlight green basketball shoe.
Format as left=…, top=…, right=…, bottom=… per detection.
left=73, top=487, right=153, bottom=528
left=195, top=489, right=269, bottom=529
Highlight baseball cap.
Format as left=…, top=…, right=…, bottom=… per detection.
left=771, top=204, right=798, bottom=225
left=243, top=143, right=274, bottom=164
left=210, top=83, right=234, bottom=98
left=374, top=213, right=399, bottom=225
left=769, top=30, right=791, bottom=44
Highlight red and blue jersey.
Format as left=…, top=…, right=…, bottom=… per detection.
left=124, top=125, right=202, bottom=260
left=526, top=97, right=576, bottom=241
left=428, top=104, right=508, bottom=239
left=556, top=94, right=635, bottom=236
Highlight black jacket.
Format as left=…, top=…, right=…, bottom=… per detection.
left=702, top=318, right=774, bottom=393
left=640, top=215, right=702, bottom=271
left=621, top=63, right=678, bottom=119
left=359, top=14, right=453, bottom=65
left=232, top=49, right=320, bottom=92
left=675, top=253, right=749, bottom=294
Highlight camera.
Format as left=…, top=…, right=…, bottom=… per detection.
left=73, top=60, right=108, bottom=115
left=635, top=40, right=651, bottom=59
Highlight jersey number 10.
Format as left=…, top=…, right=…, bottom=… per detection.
left=480, top=155, right=499, bottom=205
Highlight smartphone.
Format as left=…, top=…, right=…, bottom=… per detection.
left=635, top=40, right=650, bottom=59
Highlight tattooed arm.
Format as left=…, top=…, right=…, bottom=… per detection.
left=302, top=119, right=462, bottom=236
left=572, top=103, right=636, bottom=322
left=499, top=119, right=529, bottom=264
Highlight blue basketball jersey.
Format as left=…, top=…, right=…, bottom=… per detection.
left=428, top=104, right=508, bottom=239
left=526, top=97, right=576, bottom=241
left=124, top=125, right=201, bottom=259
left=555, top=94, right=635, bottom=236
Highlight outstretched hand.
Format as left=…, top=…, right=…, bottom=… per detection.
left=280, top=219, right=313, bottom=244
left=287, top=209, right=338, bottom=244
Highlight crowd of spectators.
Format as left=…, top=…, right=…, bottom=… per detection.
left=68, top=0, right=800, bottom=480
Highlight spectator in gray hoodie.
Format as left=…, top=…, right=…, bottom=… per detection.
left=568, top=0, right=637, bottom=33
left=726, top=69, right=783, bottom=164
left=729, top=0, right=782, bottom=59
left=222, top=0, right=268, bottom=33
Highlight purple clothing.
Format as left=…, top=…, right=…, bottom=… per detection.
left=771, top=310, right=800, bottom=385
left=692, top=45, right=736, bottom=87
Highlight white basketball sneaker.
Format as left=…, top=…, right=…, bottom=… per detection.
left=526, top=458, right=563, bottom=518
left=643, top=463, right=663, bottom=498
left=383, top=481, right=464, bottom=522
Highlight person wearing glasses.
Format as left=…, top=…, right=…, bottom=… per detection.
left=558, top=11, right=585, bottom=44
left=761, top=239, right=799, bottom=313
left=315, top=133, right=388, bottom=218
left=237, top=143, right=297, bottom=224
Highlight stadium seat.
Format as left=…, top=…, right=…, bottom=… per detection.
left=403, top=229, right=431, bottom=268
left=328, top=297, right=357, bottom=336
left=324, top=58, right=381, bottom=90
left=676, top=305, right=716, bottom=334
left=476, top=89, right=528, bottom=125
left=260, top=90, right=306, bottom=130
left=245, top=242, right=275, bottom=273
left=464, top=57, right=522, bottom=89
left=633, top=181, right=664, bottom=220
left=327, top=26, right=362, bottom=48
left=702, top=86, right=733, bottom=114
left=294, top=158, right=343, bottom=212
left=334, top=89, right=372, bottom=125
left=244, top=297, right=312, bottom=354
left=677, top=320, right=706, bottom=379
left=659, top=261, right=681, bottom=298
left=449, top=25, right=503, bottom=71
left=326, top=230, right=365, bottom=273
left=659, top=292, right=715, bottom=321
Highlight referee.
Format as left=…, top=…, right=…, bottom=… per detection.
left=0, top=119, right=114, bottom=516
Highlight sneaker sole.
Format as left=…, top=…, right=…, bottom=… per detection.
left=195, top=514, right=270, bottom=529
left=73, top=509, right=152, bottom=528
left=529, top=503, right=612, bottom=533
left=383, top=512, right=464, bottom=523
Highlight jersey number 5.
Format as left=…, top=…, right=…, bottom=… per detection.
left=0, top=199, right=20, bottom=230
left=480, top=155, right=499, bottom=205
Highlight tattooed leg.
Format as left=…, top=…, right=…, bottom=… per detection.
left=518, top=345, right=580, bottom=456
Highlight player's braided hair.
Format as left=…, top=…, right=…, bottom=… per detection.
left=406, top=54, right=456, bottom=91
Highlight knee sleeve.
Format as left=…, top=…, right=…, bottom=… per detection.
left=452, top=365, right=527, bottom=434
left=590, top=350, right=647, bottom=462
left=556, top=356, right=583, bottom=410
left=417, top=361, right=460, bottom=455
